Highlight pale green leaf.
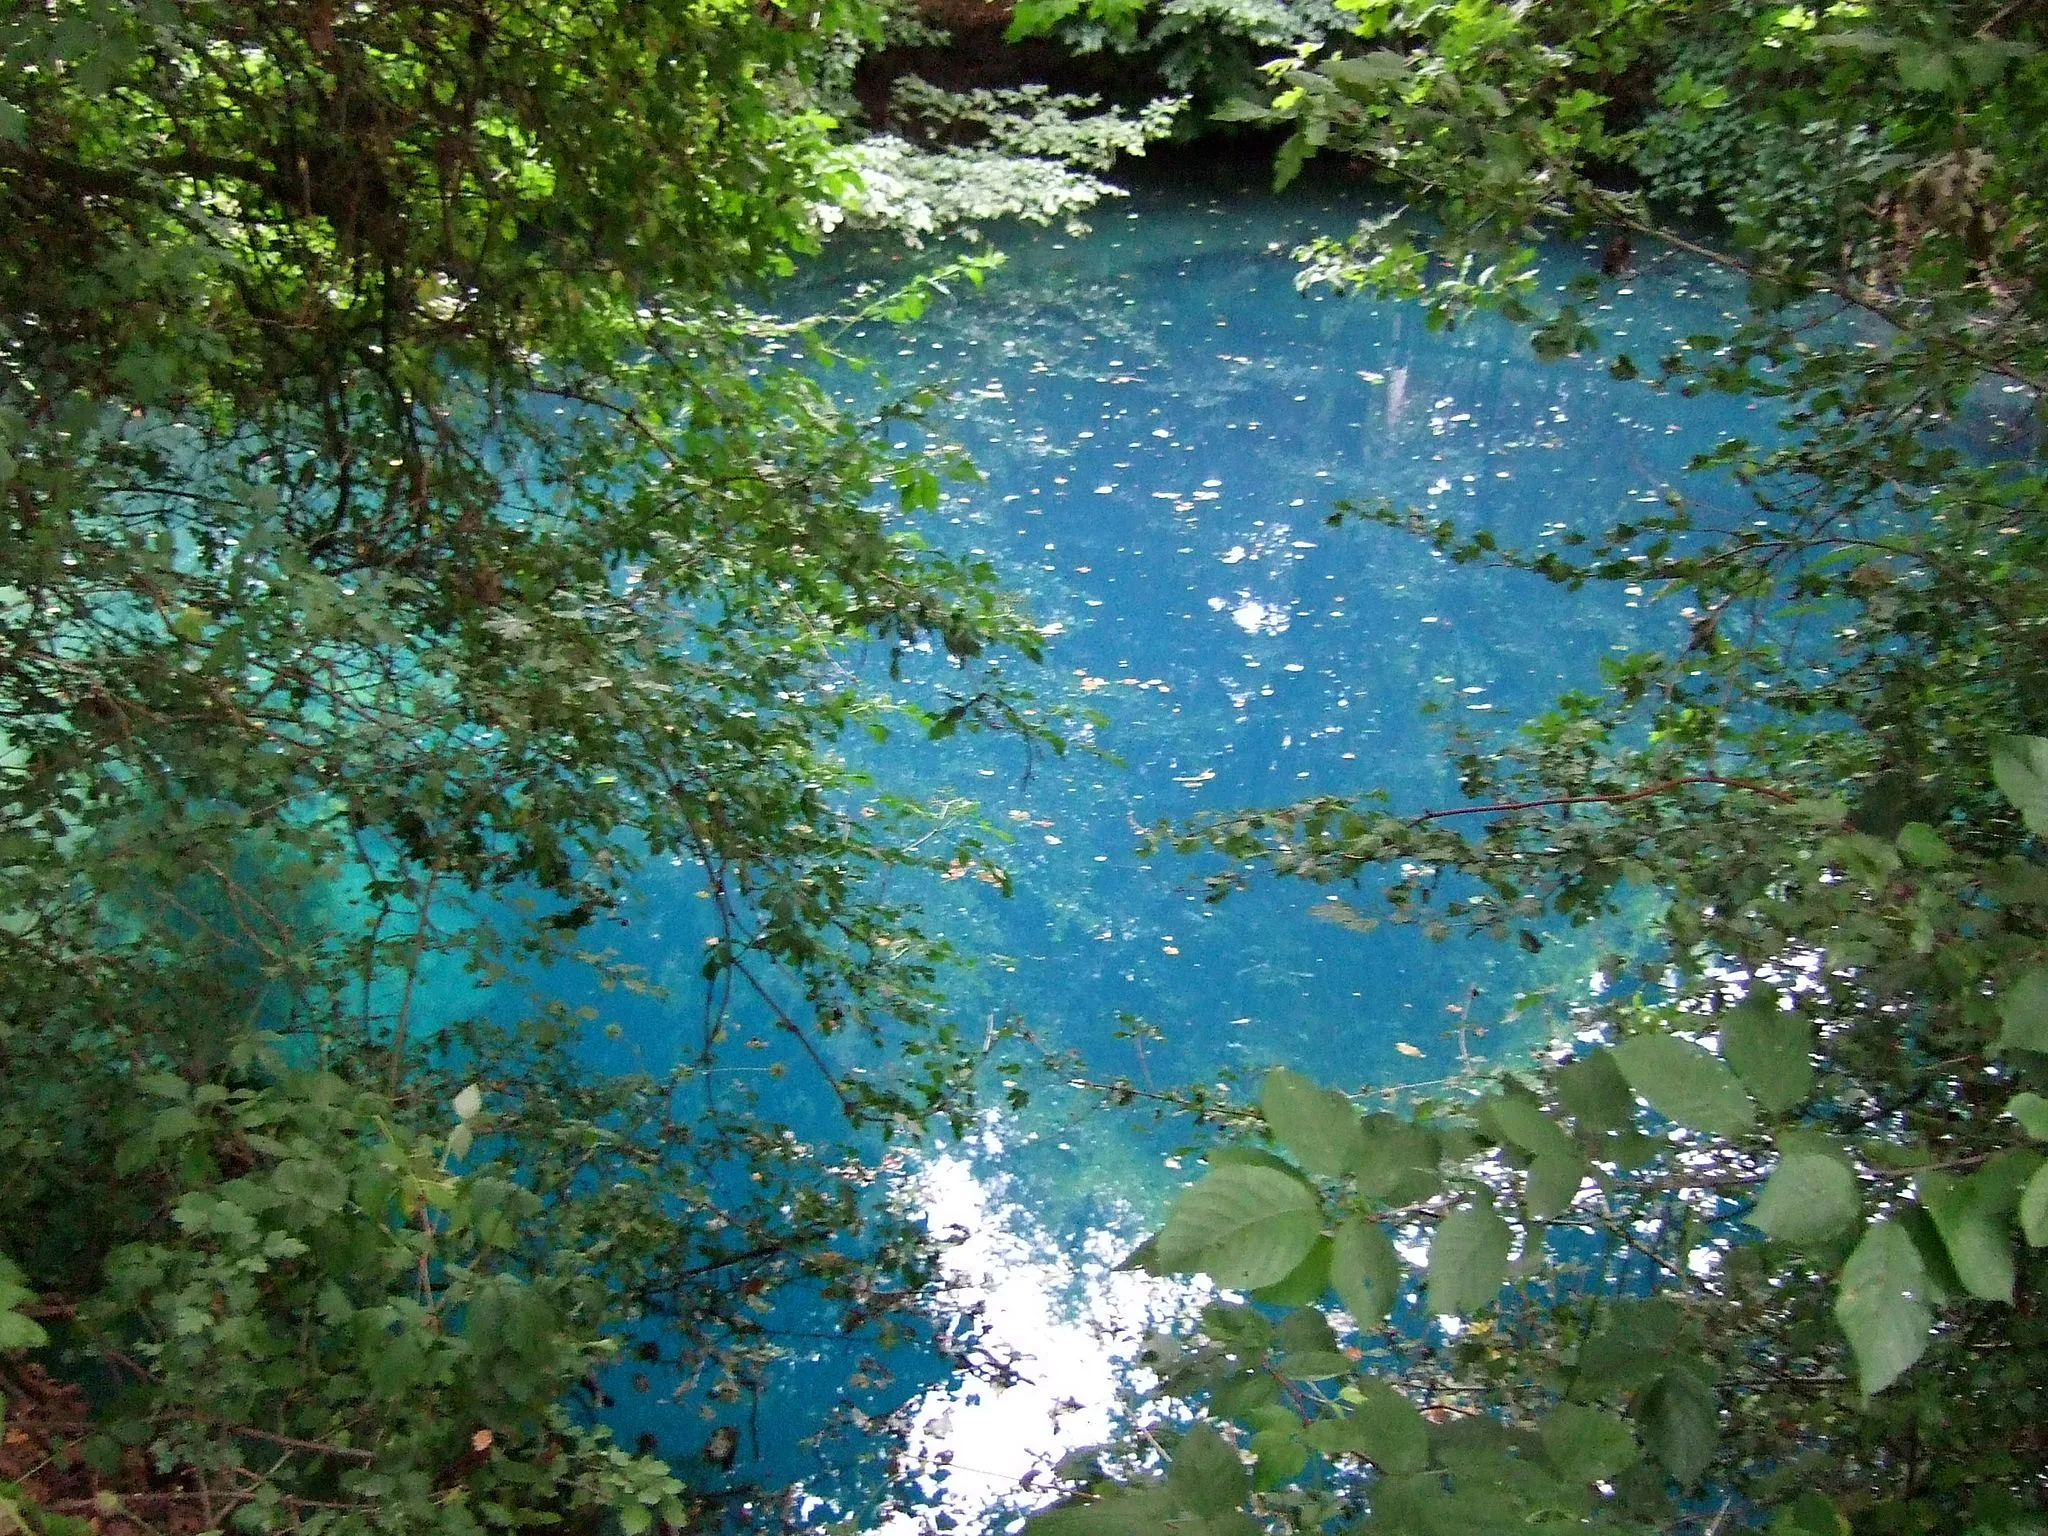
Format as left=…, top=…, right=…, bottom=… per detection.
left=1721, top=994, right=1815, bottom=1115
left=1152, top=1164, right=1323, bottom=1290
left=2007, top=1092, right=2048, bottom=1140
left=1918, top=1172, right=2015, bottom=1303
left=1997, top=967, right=2048, bottom=1053
left=1260, top=1067, right=1364, bottom=1178
left=1167, top=1423, right=1249, bottom=1517
left=1637, top=1366, right=1717, bottom=1487
left=1991, top=736, right=2048, bottom=836
left=1749, top=1152, right=1859, bottom=1246
left=1836, top=1221, right=1933, bottom=1394
left=1425, top=1201, right=1512, bottom=1317
left=2020, top=1164, right=2048, bottom=1247
left=1329, top=1217, right=1401, bottom=1327
left=1612, top=1034, right=1757, bottom=1137
left=1540, top=1403, right=1638, bottom=1485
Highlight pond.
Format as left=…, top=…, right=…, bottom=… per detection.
left=536, top=171, right=1773, bottom=1525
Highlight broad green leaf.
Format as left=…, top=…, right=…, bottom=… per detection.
left=1248, top=1428, right=1308, bottom=1491
left=1320, top=1380, right=1430, bottom=1473
left=1637, top=1366, right=1717, bottom=1487
left=1322, top=51, right=1409, bottom=91
left=1894, top=821, right=1951, bottom=868
left=1556, top=1047, right=1633, bottom=1133
left=1997, top=967, right=2048, bottom=1053
left=1029, top=1489, right=1179, bottom=1536
left=1483, top=1093, right=1575, bottom=1161
left=1524, top=1149, right=1588, bottom=1221
left=1612, top=1034, right=1757, bottom=1137
left=2007, top=1092, right=2048, bottom=1140
left=1251, top=1235, right=1332, bottom=1306
left=0, top=1308, right=49, bottom=1351
left=1168, top=1423, right=1250, bottom=1516
left=1425, top=1201, right=1512, bottom=1317
left=1272, top=1305, right=1339, bottom=1355
left=1991, top=736, right=2048, bottom=835
left=2020, top=1164, right=2048, bottom=1247
left=1260, top=1067, right=1365, bottom=1177
left=1355, top=1116, right=1443, bottom=1206
left=1330, top=1217, right=1402, bottom=1327
left=1721, top=993, right=1815, bottom=1115
left=1836, top=1221, right=1933, bottom=1394
left=1574, top=1298, right=1682, bottom=1394
left=1918, top=1172, right=2015, bottom=1303
left=1539, top=1403, right=1638, bottom=1485
left=1152, top=1164, right=1323, bottom=1289
left=1748, top=1152, right=1860, bottom=1246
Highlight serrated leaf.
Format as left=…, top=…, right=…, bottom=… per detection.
left=1637, top=1366, right=1717, bottom=1487
left=1556, top=1047, right=1633, bottom=1133
left=1152, top=1164, right=1323, bottom=1289
left=1997, top=967, right=2048, bottom=1053
left=1425, top=1201, right=1512, bottom=1317
left=1251, top=1235, right=1332, bottom=1306
left=1330, top=1217, right=1401, bottom=1327
left=1612, top=1034, right=1757, bottom=1137
left=1721, top=993, right=1815, bottom=1115
left=1836, top=1221, right=1932, bottom=1395
left=1918, top=1172, right=2015, bottom=1302
left=1260, top=1068, right=1365, bottom=1178
left=1304, top=1380, right=1429, bottom=1473
left=1354, top=1116, right=1443, bottom=1206
left=1749, top=1152, right=1860, bottom=1245
left=1991, top=736, right=2048, bottom=835
left=1167, top=1424, right=1249, bottom=1517
left=1540, top=1403, right=1638, bottom=1485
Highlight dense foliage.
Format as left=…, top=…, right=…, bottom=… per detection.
left=0, top=1, right=1062, bottom=1531
left=1006, top=1, right=2048, bottom=1534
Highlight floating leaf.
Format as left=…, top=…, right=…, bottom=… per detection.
left=1612, top=1034, right=1757, bottom=1137
left=1330, top=1218, right=1402, bottom=1327
left=1721, top=993, right=1814, bottom=1115
left=1425, top=1201, right=1512, bottom=1317
left=1152, top=1165, right=1323, bottom=1289
left=1260, top=1067, right=1365, bottom=1178
left=1749, top=1152, right=1860, bottom=1246
left=1836, top=1221, right=1932, bottom=1395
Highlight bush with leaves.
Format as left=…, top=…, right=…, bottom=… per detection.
left=1026, top=2, right=2048, bottom=1533
left=0, top=0, right=1052, bottom=1528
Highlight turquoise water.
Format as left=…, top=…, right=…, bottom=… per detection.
left=543, top=179, right=1777, bottom=1521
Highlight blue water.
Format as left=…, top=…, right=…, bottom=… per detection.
left=505, top=180, right=1779, bottom=1523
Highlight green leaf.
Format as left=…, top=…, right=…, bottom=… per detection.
left=1637, top=1366, right=1718, bottom=1487
left=2007, top=1092, right=2048, bottom=1140
left=2020, top=1164, right=2048, bottom=1247
left=1556, top=1047, right=1633, bottom=1133
left=1748, top=1152, right=1860, bottom=1246
left=1539, top=1403, right=1638, bottom=1485
left=1991, top=737, right=2048, bottom=835
left=1997, top=967, right=2048, bottom=1053
left=1721, top=993, right=1815, bottom=1115
left=1260, top=1067, right=1365, bottom=1178
left=0, top=1308, right=49, bottom=1351
left=1330, top=1217, right=1402, bottom=1327
left=1307, top=1380, right=1430, bottom=1473
left=1425, top=1201, right=1512, bottom=1317
left=1918, top=1172, right=2015, bottom=1303
left=1152, top=1164, right=1324, bottom=1289
left=1611, top=1034, right=1757, bottom=1137
left=1029, top=1489, right=1179, bottom=1536
left=1524, top=1149, right=1588, bottom=1222
left=1836, top=1221, right=1933, bottom=1394
left=1248, top=1428, right=1308, bottom=1491
left=1894, top=822, right=1952, bottom=868
left=1251, top=1235, right=1332, bottom=1306
left=1167, top=1423, right=1249, bottom=1517
left=1355, top=1116, right=1443, bottom=1206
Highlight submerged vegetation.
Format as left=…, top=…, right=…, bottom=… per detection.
left=3, top=0, right=2047, bottom=1534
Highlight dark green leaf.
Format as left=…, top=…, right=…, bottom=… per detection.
left=1749, top=1152, right=1860, bottom=1246
left=1330, top=1217, right=1402, bottom=1327
left=1721, top=993, right=1815, bottom=1115
left=1168, top=1424, right=1250, bottom=1516
left=1612, top=1035, right=1757, bottom=1137
left=1425, top=1201, right=1512, bottom=1317
left=1539, top=1403, right=1638, bottom=1485
left=1918, top=1172, right=2015, bottom=1303
left=1637, top=1366, right=1718, bottom=1487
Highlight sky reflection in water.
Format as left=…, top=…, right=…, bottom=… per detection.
left=599, top=181, right=1777, bottom=1523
